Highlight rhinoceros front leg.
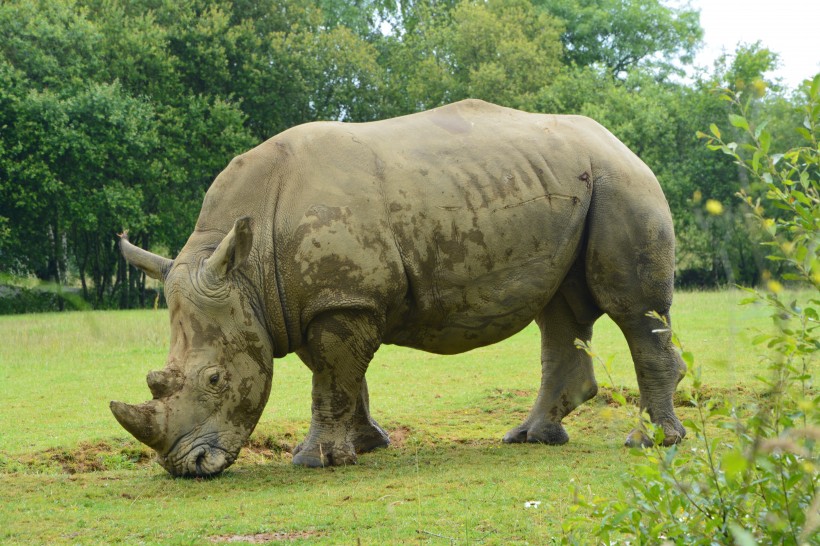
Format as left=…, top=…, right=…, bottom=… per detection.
left=350, top=377, right=391, bottom=453
left=503, top=290, right=599, bottom=445
left=292, top=310, right=388, bottom=467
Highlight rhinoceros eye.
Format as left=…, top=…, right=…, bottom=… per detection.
left=209, top=373, right=220, bottom=385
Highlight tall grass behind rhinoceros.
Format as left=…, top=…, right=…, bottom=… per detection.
left=112, top=99, right=687, bottom=477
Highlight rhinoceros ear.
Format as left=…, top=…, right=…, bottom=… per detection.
left=204, top=217, right=254, bottom=280
left=119, top=231, right=174, bottom=281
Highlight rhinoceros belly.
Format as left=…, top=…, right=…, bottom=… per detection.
left=382, top=195, right=587, bottom=354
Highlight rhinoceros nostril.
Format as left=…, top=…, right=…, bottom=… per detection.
left=195, top=450, right=206, bottom=477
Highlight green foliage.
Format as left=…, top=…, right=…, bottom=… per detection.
left=0, top=0, right=809, bottom=308
left=379, top=0, right=564, bottom=112
left=0, top=285, right=83, bottom=314
left=0, top=0, right=383, bottom=308
left=535, top=0, right=702, bottom=78
left=564, top=75, right=820, bottom=545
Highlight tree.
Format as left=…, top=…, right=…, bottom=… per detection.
left=0, top=0, right=389, bottom=307
left=381, top=0, right=564, bottom=113
left=535, top=0, right=702, bottom=79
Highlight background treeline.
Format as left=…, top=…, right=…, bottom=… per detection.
left=0, top=0, right=812, bottom=310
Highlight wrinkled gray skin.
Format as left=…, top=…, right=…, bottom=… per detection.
left=112, top=100, right=686, bottom=477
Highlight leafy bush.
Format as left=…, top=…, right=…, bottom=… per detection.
left=0, top=284, right=87, bottom=314
left=562, top=75, right=820, bottom=545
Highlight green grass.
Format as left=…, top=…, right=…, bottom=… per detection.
left=0, top=290, right=787, bottom=544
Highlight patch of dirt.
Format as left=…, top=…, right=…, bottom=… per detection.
left=237, top=433, right=297, bottom=466
left=388, top=425, right=412, bottom=448
left=591, top=385, right=761, bottom=408
left=9, top=440, right=152, bottom=474
left=208, top=531, right=323, bottom=543
left=486, top=388, right=534, bottom=399
left=451, top=437, right=501, bottom=446
left=244, top=435, right=293, bottom=456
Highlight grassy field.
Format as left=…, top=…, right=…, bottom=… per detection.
left=0, top=290, right=786, bottom=544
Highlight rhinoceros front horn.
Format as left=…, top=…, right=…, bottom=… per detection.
left=118, top=232, right=173, bottom=281
left=110, top=400, right=166, bottom=449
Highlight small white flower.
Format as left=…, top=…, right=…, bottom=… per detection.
left=524, top=501, right=541, bottom=508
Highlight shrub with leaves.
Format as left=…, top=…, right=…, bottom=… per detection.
left=562, top=75, right=820, bottom=545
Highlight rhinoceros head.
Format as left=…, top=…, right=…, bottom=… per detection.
left=111, top=217, right=273, bottom=477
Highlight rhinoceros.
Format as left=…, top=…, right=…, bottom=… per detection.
left=112, top=99, right=686, bottom=477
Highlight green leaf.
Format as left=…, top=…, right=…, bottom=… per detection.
left=752, top=150, right=762, bottom=172
left=721, top=450, right=748, bottom=480
left=729, top=523, right=758, bottom=546
left=759, top=130, right=771, bottom=154
left=710, top=123, right=721, bottom=139
left=728, top=114, right=749, bottom=130
left=782, top=273, right=805, bottom=281
left=751, top=333, right=772, bottom=345
left=791, top=190, right=811, bottom=205
left=753, top=120, right=769, bottom=140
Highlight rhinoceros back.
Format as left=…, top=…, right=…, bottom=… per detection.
left=278, top=100, right=610, bottom=354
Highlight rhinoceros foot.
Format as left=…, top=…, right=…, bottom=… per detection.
left=291, top=420, right=389, bottom=467
left=292, top=439, right=358, bottom=468
left=352, top=420, right=390, bottom=453
left=624, top=417, right=686, bottom=448
left=502, top=420, right=569, bottom=445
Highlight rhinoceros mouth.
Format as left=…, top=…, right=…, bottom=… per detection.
left=159, top=443, right=235, bottom=478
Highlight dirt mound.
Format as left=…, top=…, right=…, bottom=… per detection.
left=208, top=531, right=323, bottom=543
left=3, top=440, right=152, bottom=474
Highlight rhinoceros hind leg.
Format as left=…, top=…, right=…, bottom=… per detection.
left=503, top=282, right=600, bottom=445
left=584, top=181, right=687, bottom=447
left=292, top=310, right=383, bottom=468
left=612, top=313, right=687, bottom=447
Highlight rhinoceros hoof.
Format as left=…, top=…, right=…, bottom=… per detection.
left=502, top=421, right=569, bottom=445
left=292, top=442, right=358, bottom=468
left=624, top=429, right=654, bottom=449
left=625, top=420, right=686, bottom=448
left=352, top=422, right=391, bottom=453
